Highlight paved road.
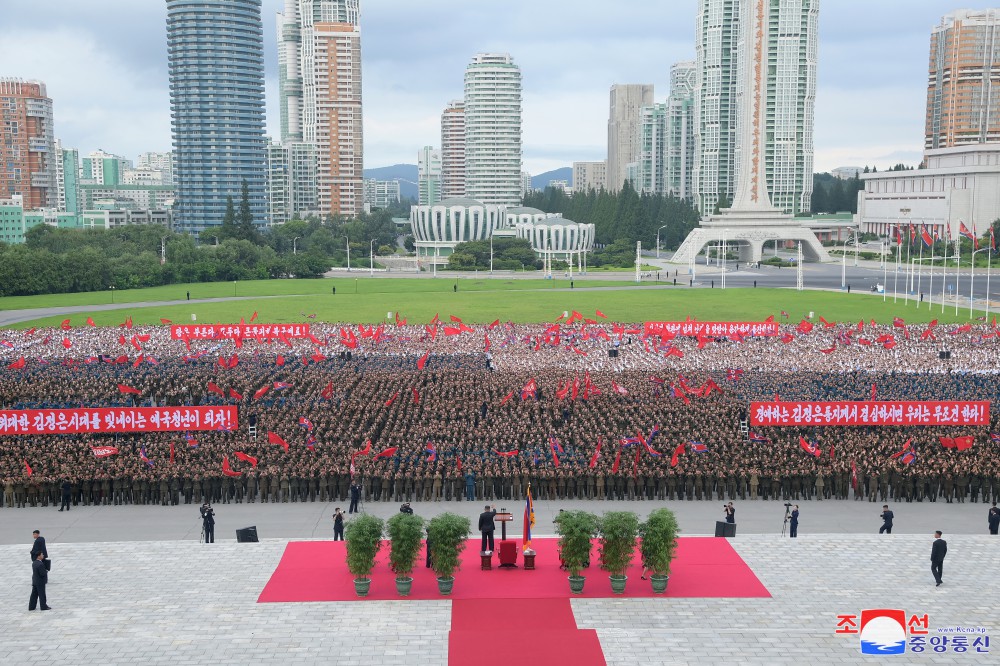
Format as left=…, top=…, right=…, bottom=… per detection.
left=3, top=497, right=993, bottom=545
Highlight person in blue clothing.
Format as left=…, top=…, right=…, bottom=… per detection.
left=879, top=505, right=894, bottom=534
left=464, top=472, right=476, bottom=501
left=789, top=505, right=799, bottom=538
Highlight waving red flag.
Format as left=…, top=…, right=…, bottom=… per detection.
left=499, top=390, right=515, bottom=405
left=493, top=449, right=520, bottom=458
left=221, top=457, right=243, bottom=477
left=234, top=451, right=258, bottom=468
left=796, top=320, right=813, bottom=334
left=611, top=447, right=622, bottom=474
left=588, top=439, right=603, bottom=468
left=252, top=384, right=271, bottom=400
left=321, top=381, right=333, bottom=400
left=61, top=319, right=71, bottom=330
left=160, top=318, right=172, bottom=324
left=484, top=335, right=491, bottom=352
left=764, top=315, right=775, bottom=323
left=488, top=319, right=500, bottom=329
left=207, top=382, right=225, bottom=398
left=249, top=311, right=258, bottom=323
left=267, top=431, right=289, bottom=452
left=228, top=388, right=243, bottom=401
left=374, top=446, right=398, bottom=460
left=385, top=392, right=399, bottom=406
left=92, top=445, right=120, bottom=458
left=890, top=439, right=913, bottom=459
left=595, top=309, right=607, bottom=319
left=670, top=443, right=686, bottom=468
left=799, top=437, right=822, bottom=458
left=412, top=387, right=420, bottom=404
left=417, top=350, right=430, bottom=370
left=61, top=338, right=72, bottom=349
left=276, top=354, right=285, bottom=367
left=954, top=436, right=974, bottom=451
left=24, top=459, right=33, bottom=477
left=353, top=440, right=373, bottom=460
left=117, top=384, right=142, bottom=395
left=7, top=356, right=26, bottom=370
left=450, top=315, right=462, bottom=323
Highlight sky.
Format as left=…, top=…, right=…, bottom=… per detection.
left=0, top=0, right=963, bottom=176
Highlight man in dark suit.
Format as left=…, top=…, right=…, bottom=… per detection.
left=29, top=550, right=50, bottom=611
left=789, top=505, right=799, bottom=538
left=30, top=530, right=48, bottom=570
left=348, top=482, right=361, bottom=513
left=59, top=479, right=72, bottom=511
left=930, top=531, right=947, bottom=586
left=199, top=503, right=215, bottom=543
left=879, top=505, right=894, bottom=534
left=988, top=504, right=1000, bottom=535
left=478, top=504, right=497, bottom=553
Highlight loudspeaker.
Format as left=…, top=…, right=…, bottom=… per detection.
left=236, top=526, right=259, bottom=543
left=714, top=521, right=736, bottom=538
left=346, top=351, right=352, bottom=361
left=248, top=414, right=257, bottom=427
left=608, top=349, right=618, bottom=358
left=939, top=350, right=951, bottom=360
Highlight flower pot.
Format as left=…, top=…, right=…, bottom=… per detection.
left=609, top=574, right=628, bottom=595
left=395, top=576, right=413, bottom=597
left=353, top=577, right=371, bottom=597
left=650, top=574, right=669, bottom=594
left=436, top=576, right=455, bottom=596
left=568, top=575, right=586, bottom=594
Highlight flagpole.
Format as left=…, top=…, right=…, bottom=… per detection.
left=941, top=231, right=948, bottom=314
left=894, top=226, right=900, bottom=304
left=906, top=226, right=913, bottom=303
left=927, top=235, right=935, bottom=312
left=916, top=233, right=924, bottom=305
left=955, top=238, right=960, bottom=316
left=987, top=248, right=992, bottom=324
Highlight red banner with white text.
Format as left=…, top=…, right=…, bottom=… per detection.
left=0, top=406, right=238, bottom=435
left=750, top=401, right=989, bottom=427
left=170, top=324, right=311, bottom=340
left=645, top=321, right=780, bottom=337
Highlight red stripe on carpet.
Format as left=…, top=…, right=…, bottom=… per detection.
left=258, top=537, right=768, bottom=602
left=449, top=599, right=606, bottom=666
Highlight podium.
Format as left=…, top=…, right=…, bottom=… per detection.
left=498, top=541, right=518, bottom=568
left=495, top=511, right=513, bottom=539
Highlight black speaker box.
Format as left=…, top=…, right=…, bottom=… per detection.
left=236, top=526, right=259, bottom=543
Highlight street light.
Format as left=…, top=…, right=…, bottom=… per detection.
left=110, top=285, right=115, bottom=303
left=656, top=224, right=668, bottom=259
left=346, top=237, right=351, bottom=272
left=721, top=229, right=727, bottom=290
left=370, top=239, right=376, bottom=277
left=489, top=234, right=494, bottom=275
left=160, top=236, right=168, bottom=265
left=293, top=236, right=301, bottom=255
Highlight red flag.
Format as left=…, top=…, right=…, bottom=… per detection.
left=588, top=439, right=603, bottom=468
left=160, top=318, right=172, bottom=324
left=253, top=384, right=271, bottom=400
left=385, top=391, right=399, bottom=406
left=249, top=311, right=258, bottom=323
left=450, top=315, right=462, bottom=323
left=764, top=315, right=775, bottom=323
left=221, top=457, right=243, bottom=477
left=890, top=439, right=912, bottom=459
left=456, top=457, right=463, bottom=471
left=7, top=356, right=26, bottom=370
left=870, top=384, right=877, bottom=401
left=117, top=384, right=142, bottom=395
left=207, top=382, right=225, bottom=397
left=24, top=327, right=36, bottom=337
left=595, top=309, right=607, bottom=319
left=851, top=460, right=858, bottom=490
left=611, top=447, right=622, bottom=474
left=412, top=387, right=420, bottom=404
left=500, top=390, right=515, bottom=405
left=267, top=431, right=289, bottom=452
left=62, top=337, right=72, bottom=349
left=781, top=333, right=794, bottom=344
left=819, top=344, right=836, bottom=354
left=939, top=436, right=955, bottom=449
left=311, top=353, right=326, bottom=364
left=91, top=445, right=120, bottom=458
left=234, top=451, right=258, bottom=468
left=228, top=354, right=238, bottom=368
left=228, top=388, right=243, bottom=401
left=488, top=319, right=500, bottom=329
left=24, top=459, right=33, bottom=477
left=799, top=437, right=821, bottom=457
left=374, top=446, right=398, bottom=460
left=276, top=354, right=285, bottom=367
left=857, top=319, right=864, bottom=332
left=892, top=316, right=905, bottom=328
left=797, top=320, right=814, bottom=334
left=417, top=350, right=430, bottom=370
left=169, top=442, right=175, bottom=465
left=61, top=319, right=71, bottom=330
left=86, top=317, right=95, bottom=327
left=669, top=443, right=685, bottom=468
left=954, top=436, right=974, bottom=451
left=321, top=382, right=333, bottom=400
left=484, top=335, right=491, bottom=352
left=829, top=444, right=835, bottom=460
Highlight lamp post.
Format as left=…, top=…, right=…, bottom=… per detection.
left=346, top=237, right=351, bottom=272
left=721, top=229, right=727, bottom=290
left=110, top=285, right=115, bottom=303
left=370, top=239, right=376, bottom=277
left=489, top=234, right=494, bottom=274
left=656, top=224, right=668, bottom=259
left=970, top=247, right=992, bottom=319
left=160, top=236, right=168, bottom=265
left=293, top=236, right=301, bottom=255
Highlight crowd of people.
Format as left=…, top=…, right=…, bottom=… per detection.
left=2, top=314, right=999, bottom=509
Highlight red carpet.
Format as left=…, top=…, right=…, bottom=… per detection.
left=448, top=599, right=606, bottom=666
left=257, top=537, right=769, bottom=602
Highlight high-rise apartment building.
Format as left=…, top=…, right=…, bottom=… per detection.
left=417, top=146, right=443, bottom=205
left=607, top=84, right=654, bottom=192
left=55, top=140, right=81, bottom=214
left=440, top=100, right=466, bottom=199
left=0, top=79, right=56, bottom=209
left=636, top=103, right=668, bottom=194
left=267, top=139, right=292, bottom=226
left=926, top=9, right=1000, bottom=149
left=693, top=0, right=818, bottom=216
left=666, top=61, right=697, bottom=200
left=363, top=179, right=400, bottom=210
left=137, top=152, right=174, bottom=185
left=82, top=150, right=131, bottom=186
left=572, top=161, right=607, bottom=192
left=464, top=54, right=522, bottom=205
left=166, top=0, right=268, bottom=235
left=278, top=0, right=363, bottom=217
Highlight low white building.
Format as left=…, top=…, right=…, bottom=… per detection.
left=515, top=214, right=595, bottom=270
left=856, top=144, right=1000, bottom=241
left=410, top=197, right=506, bottom=264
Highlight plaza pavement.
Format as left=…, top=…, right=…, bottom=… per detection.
left=1, top=499, right=997, bottom=665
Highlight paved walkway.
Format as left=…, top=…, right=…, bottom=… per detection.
left=1, top=530, right=994, bottom=665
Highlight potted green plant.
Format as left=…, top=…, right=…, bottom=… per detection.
left=344, top=513, right=384, bottom=597
left=639, top=508, right=680, bottom=594
left=426, top=512, right=471, bottom=595
left=598, top=511, right=640, bottom=594
left=553, top=510, right=599, bottom=594
left=387, top=512, right=426, bottom=597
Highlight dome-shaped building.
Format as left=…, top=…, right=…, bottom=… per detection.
left=410, top=197, right=506, bottom=265
left=515, top=214, right=595, bottom=274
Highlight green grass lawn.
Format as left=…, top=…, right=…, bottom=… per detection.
left=2, top=279, right=977, bottom=328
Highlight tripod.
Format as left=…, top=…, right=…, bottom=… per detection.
left=200, top=522, right=205, bottom=544
left=781, top=504, right=791, bottom=537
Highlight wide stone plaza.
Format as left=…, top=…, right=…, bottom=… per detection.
left=2, top=499, right=996, bottom=665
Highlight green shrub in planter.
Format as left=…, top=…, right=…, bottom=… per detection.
left=345, top=514, right=384, bottom=596
left=598, top=511, right=640, bottom=594
left=639, top=508, right=680, bottom=593
left=387, top=512, right=425, bottom=596
left=553, top=510, right=599, bottom=594
left=426, top=512, right=471, bottom=594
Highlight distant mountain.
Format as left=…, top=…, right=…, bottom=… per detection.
left=532, top=167, right=572, bottom=190
left=363, top=164, right=418, bottom=201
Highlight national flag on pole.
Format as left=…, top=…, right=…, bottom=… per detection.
left=959, top=221, right=978, bottom=248
left=305, top=435, right=317, bottom=451
left=799, top=437, right=821, bottom=457
left=889, top=439, right=912, bottom=459
left=268, top=431, right=289, bottom=452
left=24, top=459, right=33, bottom=476
left=207, top=382, right=225, bottom=398
left=920, top=225, right=934, bottom=247
left=185, top=432, right=198, bottom=448
left=669, top=443, right=685, bottom=467
left=273, top=381, right=292, bottom=390
left=901, top=451, right=916, bottom=466
left=298, top=416, right=314, bottom=431
left=139, top=445, right=154, bottom=467
left=425, top=441, right=437, bottom=462
left=690, top=442, right=708, bottom=454
left=91, top=446, right=120, bottom=458
left=521, top=378, right=538, bottom=401
left=748, top=432, right=770, bottom=443
left=417, top=350, right=430, bottom=370
left=588, top=439, right=603, bottom=468
left=991, top=227, right=996, bottom=253
left=726, top=368, right=744, bottom=382
left=523, top=484, right=535, bottom=551
left=991, top=433, right=1000, bottom=443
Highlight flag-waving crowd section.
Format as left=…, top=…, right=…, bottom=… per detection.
left=2, top=312, right=1000, bottom=508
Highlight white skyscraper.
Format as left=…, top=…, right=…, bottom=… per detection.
left=666, top=61, right=697, bottom=200
left=693, top=0, right=818, bottom=216
left=607, top=84, right=654, bottom=192
left=572, top=161, right=607, bottom=192
left=418, top=146, right=443, bottom=205
left=277, top=0, right=363, bottom=217
left=464, top=54, right=522, bottom=205
left=440, top=100, right=466, bottom=199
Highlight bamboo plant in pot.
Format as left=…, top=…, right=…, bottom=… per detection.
left=598, top=511, right=640, bottom=595
left=639, top=508, right=680, bottom=594
left=426, top=512, right=471, bottom=595
left=387, top=512, right=426, bottom=597
left=553, top=510, right=599, bottom=594
left=345, top=513, right=385, bottom=597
